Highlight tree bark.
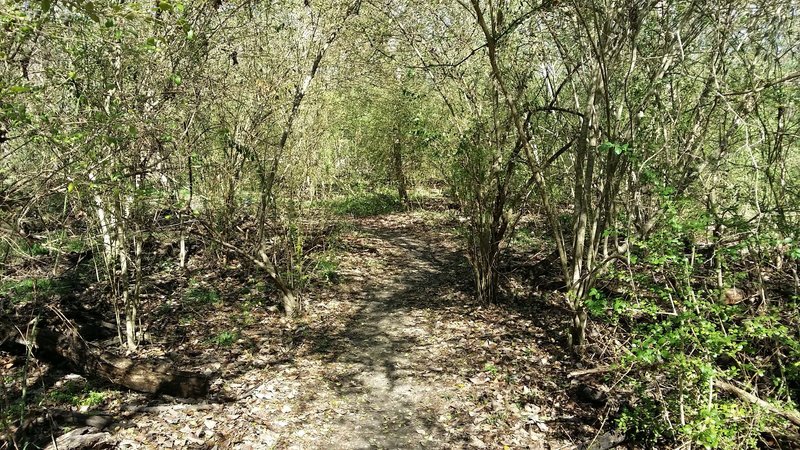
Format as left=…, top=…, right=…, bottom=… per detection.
left=259, top=248, right=302, bottom=317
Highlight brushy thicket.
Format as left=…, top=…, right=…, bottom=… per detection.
left=585, top=197, right=800, bottom=448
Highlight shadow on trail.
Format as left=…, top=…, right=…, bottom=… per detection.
left=290, top=217, right=591, bottom=448
left=303, top=221, right=473, bottom=371
left=290, top=222, right=474, bottom=447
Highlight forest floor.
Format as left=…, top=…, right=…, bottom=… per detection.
left=3, top=209, right=612, bottom=449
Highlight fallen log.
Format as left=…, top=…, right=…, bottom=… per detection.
left=715, top=380, right=800, bottom=428
left=121, top=402, right=218, bottom=414
left=578, top=430, right=626, bottom=450
left=567, top=365, right=615, bottom=378
left=48, top=409, right=113, bottom=430
left=760, top=431, right=800, bottom=449
left=44, top=427, right=112, bottom=450
left=1, top=319, right=209, bottom=398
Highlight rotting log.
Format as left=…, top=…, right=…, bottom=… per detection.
left=1, top=319, right=209, bottom=398
left=578, top=430, right=626, bottom=450
left=43, top=427, right=112, bottom=450
left=715, top=380, right=800, bottom=428
left=567, top=365, right=614, bottom=378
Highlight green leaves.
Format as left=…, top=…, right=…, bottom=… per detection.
left=599, top=140, right=629, bottom=155
left=144, top=36, right=160, bottom=52
left=619, top=286, right=800, bottom=448
left=4, top=85, right=31, bottom=95
left=41, top=0, right=54, bottom=13
left=81, top=2, right=100, bottom=22
left=157, top=0, right=173, bottom=12
left=45, top=0, right=102, bottom=21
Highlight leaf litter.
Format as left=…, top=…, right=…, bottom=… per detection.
left=6, top=210, right=607, bottom=449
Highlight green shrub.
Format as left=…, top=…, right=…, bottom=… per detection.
left=183, top=286, right=221, bottom=307
left=608, top=283, right=799, bottom=446
left=0, top=278, right=70, bottom=304
left=47, top=380, right=105, bottom=407
left=24, top=242, right=49, bottom=256
left=313, top=255, right=339, bottom=284
left=328, top=191, right=402, bottom=217
left=80, top=391, right=105, bottom=407
left=597, top=199, right=800, bottom=449
left=211, top=330, right=238, bottom=346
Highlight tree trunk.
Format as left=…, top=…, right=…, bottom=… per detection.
left=258, top=249, right=302, bottom=317
left=132, top=236, right=143, bottom=342
left=115, top=201, right=137, bottom=351
left=280, top=288, right=301, bottom=318
left=469, top=230, right=500, bottom=305
left=567, top=284, right=589, bottom=351
left=473, top=255, right=498, bottom=305
left=1, top=320, right=209, bottom=398
left=179, top=230, right=187, bottom=268
left=89, top=175, right=114, bottom=266
left=570, top=308, right=588, bottom=350
left=392, top=137, right=409, bottom=204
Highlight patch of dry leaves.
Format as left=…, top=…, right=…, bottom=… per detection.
left=4, top=210, right=609, bottom=449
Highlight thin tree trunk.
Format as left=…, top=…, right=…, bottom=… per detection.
left=116, top=194, right=137, bottom=351
left=89, top=172, right=114, bottom=266
left=180, top=153, right=193, bottom=269
left=567, top=284, right=589, bottom=350
left=263, top=0, right=363, bottom=204
left=258, top=248, right=301, bottom=317
left=117, top=219, right=134, bottom=351
left=133, top=236, right=143, bottom=341
left=472, top=245, right=498, bottom=305
left=179, top=231, right=187, bottom=268
left=92, top=189, right=123, bottom=345
left=392, top=137, right=409, bottom=204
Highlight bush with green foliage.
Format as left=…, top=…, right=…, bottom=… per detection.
left=211, top=330, right=238, bottom=347
left=0, top=278, right=71, bottom=305
left=47, top=380, right=106, bottom=408
left=327, top=191, right=403, bottom=218
left=587, top=201, right=800, bottom=448
left=183, top=285, right=222, bottom=308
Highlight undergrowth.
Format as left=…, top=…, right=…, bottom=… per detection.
left=326, top=191, right=404, bottom=217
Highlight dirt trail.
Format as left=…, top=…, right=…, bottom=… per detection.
left=239, top=214, right=473, bottom=449
left=110, top=211, right=590, bottom=449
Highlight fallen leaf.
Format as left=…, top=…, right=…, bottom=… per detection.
left=469, top=373, right=490, bottom=385
left=470, top=436, right=488, bottom=448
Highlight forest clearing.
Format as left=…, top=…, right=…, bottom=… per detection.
left=1, top=0, right=799, bottom=448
